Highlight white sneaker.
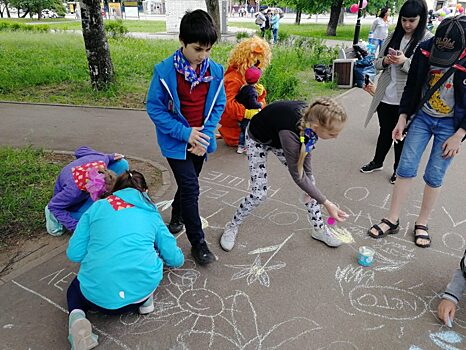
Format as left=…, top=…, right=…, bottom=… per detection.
left=311, top=226, right=342, bottom=248
left=139, top=295, right=154, bottom=314
left=68, top=317, right=98, bottom=350
left=220, top=222, right=239, bottom=251
left=236, top=146, right=246, bottom=154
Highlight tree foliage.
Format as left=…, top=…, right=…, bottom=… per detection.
left=7, top=0, right=64, bottom=18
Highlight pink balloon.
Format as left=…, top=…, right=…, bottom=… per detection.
left=350, top=4, right=359, bottom=13
left=362, top=0, right=368, bottom=9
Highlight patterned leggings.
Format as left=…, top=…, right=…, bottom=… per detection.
left=229, top=132, right=324, bottom=230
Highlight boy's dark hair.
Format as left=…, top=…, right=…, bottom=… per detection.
left=179, top=9, right=218, bottom=46
left=384, top=0, right=428, bottom=58
left=113, top=170, right=148, bottom=193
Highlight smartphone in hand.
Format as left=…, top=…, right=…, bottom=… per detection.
left=388, top=47, right=402, bottom=56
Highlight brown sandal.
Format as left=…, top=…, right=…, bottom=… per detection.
left=368, top=218, right=400, bottom=239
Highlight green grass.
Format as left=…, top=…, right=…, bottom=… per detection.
left=0, top=147, right=66, bottom=243
left=0, top=18, right=166, bottom=32
left=0, top=31, right=340, bottom=107
left=0, top=17, right=73, bottom=24
left=229, top=22, right=395, bottom=42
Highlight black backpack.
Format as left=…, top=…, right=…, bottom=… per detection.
left=313, top=64, right=332, bottom=82
left=264, top=16, right=270, bottom=29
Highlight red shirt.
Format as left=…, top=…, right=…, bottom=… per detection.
left=176, top=68, right=210, bottom=127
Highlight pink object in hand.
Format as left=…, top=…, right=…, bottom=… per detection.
left=327, top=217, right=336, bottom=225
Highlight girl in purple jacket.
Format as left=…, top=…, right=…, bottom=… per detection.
left=45, top=146, right=128, bottom=235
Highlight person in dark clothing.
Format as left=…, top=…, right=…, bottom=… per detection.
left=220, top=98, right=349, bottom=252
left=234, top=66, right=263, bottom=154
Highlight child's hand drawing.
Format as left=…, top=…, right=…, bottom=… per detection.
left=437, top=299, right=456, bottom=327
left=324, top=200, right=349, bottom=222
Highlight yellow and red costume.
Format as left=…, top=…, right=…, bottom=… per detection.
left=219, top=37, right=271, bottom=146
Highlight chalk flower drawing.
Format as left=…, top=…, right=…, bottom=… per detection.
left=120, top=260, right=321, bottom=349
left=226, top=255, right=286, bottom=288
left=225, top=233, right=294, bottom=288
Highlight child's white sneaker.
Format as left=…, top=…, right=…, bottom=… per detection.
left=68, top=311, right=98, bottom=350
left=311, top=226, right=342, bottom=248
left=220, top=222, right=239, bottom=252
left=139, top=295, right=154, bottom=314
left=236, top=146, right=246, bottom=154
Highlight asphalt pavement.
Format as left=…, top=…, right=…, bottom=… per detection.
left=1, top=87, right=465, bottom=349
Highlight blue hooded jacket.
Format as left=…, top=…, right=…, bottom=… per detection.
left=67, top=188, right=184, bottom=309
left=146, top=53, right=226, bottom=160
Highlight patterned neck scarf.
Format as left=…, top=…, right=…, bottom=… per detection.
left=173, top=48, right=213, bottom=91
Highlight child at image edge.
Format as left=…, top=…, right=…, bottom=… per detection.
left=146, top=9, right=226, bottom=265
left=438, top=250, right=466, bottom=327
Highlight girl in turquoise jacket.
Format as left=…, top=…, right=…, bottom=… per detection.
left=66, top=170, right=184, bottom=350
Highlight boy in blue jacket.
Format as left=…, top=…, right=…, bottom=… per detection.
left=146, top=9, right=226, bottom=265
left=66, top=170, right=184, bottom=350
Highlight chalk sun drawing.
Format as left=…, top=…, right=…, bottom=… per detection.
left=225, top=233, right=294, bottom=288
left=119, top=260, right=321, bottom=349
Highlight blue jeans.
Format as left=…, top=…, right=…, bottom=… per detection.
left=167, top=153, right=205, bottom=248
left=396, top=110, right=456, bottom=188
left=238, top=119, right=250, bottom=147
left=69, top=159, right=129, bottom=220
left=374, top=38, right=384, bottom=52
left=272, top=28, right=278, bottom=43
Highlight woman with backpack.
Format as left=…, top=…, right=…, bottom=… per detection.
left=255, top=11, right=267, bottom=37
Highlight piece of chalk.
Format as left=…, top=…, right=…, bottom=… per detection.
left=327, top=217, right=336, bottom=225
left=447, top=317, right=452, bottom=328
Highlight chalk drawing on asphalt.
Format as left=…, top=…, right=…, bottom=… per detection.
left=225, top=233, right=294, bottom=288
left=119, top=259, right=321, bottom=349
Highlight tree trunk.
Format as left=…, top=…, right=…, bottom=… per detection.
left=80, top=0, right=114, bottom=90
left=326, top=0, right=343, bottom=36
left=295, top=5, right=302, bottom=25
left=338, top=7, right=344, bottom=24
left=20, top=9, right=29, bottom=18
left=205, top=0, right=222, bottom=38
